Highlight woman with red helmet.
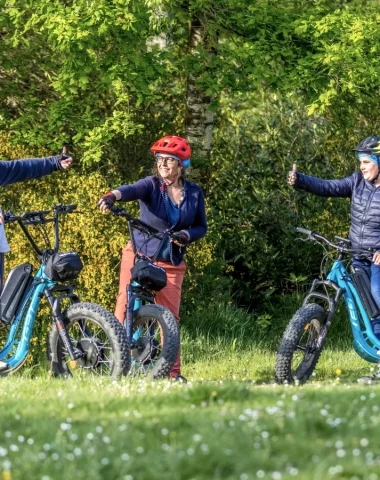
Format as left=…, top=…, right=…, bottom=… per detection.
left=98, top=135, right=207, bottom=382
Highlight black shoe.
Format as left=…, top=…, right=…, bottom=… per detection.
left=172, top=373, right=187, bottom=383
left=357, top=369, right=380, bottom=385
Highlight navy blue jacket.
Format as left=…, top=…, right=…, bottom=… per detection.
left=117, top=176, right=207, bottom=265
left=0, top=156, right=62, bottom=187
left=295, top=171, right=380, bottom=250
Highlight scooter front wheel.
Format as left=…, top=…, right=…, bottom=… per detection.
left=275, top=303, right=326, bottom=384
left=49, top=302, right=130, bottom=379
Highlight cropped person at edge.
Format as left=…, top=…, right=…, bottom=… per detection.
left=0, top=150, right=73, bottom=291
left=98, top=135, right=207, bottom=383
left=288, top=135, right=380, bottom=385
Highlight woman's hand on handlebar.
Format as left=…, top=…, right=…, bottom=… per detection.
left=0, top=213, right=4, bottom=225
left=171, top=230, right=191, bottom=247
left=97, top=190, right=122, bottom=213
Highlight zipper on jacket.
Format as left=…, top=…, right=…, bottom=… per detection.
left=359, top=187, right=376, bottom=249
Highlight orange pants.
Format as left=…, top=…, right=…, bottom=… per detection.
left=115, top=242, right=186, bottom=377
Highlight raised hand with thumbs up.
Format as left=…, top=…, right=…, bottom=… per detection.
left=287, top=163, right=297, bottom=186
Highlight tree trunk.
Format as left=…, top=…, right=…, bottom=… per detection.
left=185, top=16, right=214, bottom=162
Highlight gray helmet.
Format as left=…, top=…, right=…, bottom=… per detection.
left=354, top=136, right=380, bottom=154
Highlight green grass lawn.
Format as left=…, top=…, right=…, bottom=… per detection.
left=0, top=348, right=380, bottom=480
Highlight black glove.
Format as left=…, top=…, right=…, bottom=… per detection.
left=171, top=230, right=191, bottom=246
left=98, top=192, right=117, bottom=210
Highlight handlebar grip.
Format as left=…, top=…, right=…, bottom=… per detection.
left=65, top=204, right=77, bottom=212
left=21, top=210, right=51, bottom=219
left=296, top=227, right=313, bottom=235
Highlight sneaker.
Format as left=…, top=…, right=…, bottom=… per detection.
left=357, top=370, right=380, bottom=385
left=171, top=373, right=187, bottom=383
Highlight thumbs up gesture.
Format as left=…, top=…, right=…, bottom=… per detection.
left=287, top=163, right=297, bottom=186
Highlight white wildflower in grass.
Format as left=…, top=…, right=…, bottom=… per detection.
left=4, top=432, right=11, bottom=438
left=161, top=428, right=169, bottom=436
left=102, top=436, right=111, bottom=444
left=360, top=438, right=369, bottom=447
left=41, top=476, right=50, bottom=480
left=261, top=431, right=269, bottom=439
left=335, top=441, right=344, bottom=449
left=240, top=474, right=249, bottom=480
left=193, top=434, right=202, bottom=442
left=229, top=421, right=235, bottom=427
left=87, top=447, right=95, bottom=455
left=366, top=452, right=374, bottom=463
left=9, top=445, right=19, bottom=452
left=289, top=468, right=298, bottom=476
left=70, top=434, right=78, bottom=441
left=17, top=436, right=24, bottom=443
left=369, top=474, right=378, bottom=480
left=74, top=448, right=82, bottom=456
left=86, top=433, right=94, bottom=440
left=67, top=403, right=74, bottom=409
left=336, top=449, right=346, bottom=458
left=256, top=471, right=265, bottom=478
left=124, top=411, right=130, bottom=417
left=328, top=466, right=343, bottom=475
left=119, top=425, right=127, bottom=431
left=136, top=447, right=144, bottom=454
left=60, top=423, right=71, bottom=431
left=272, top=472, right=282, bottom=479
left=200, top=444, right=209, bottom=454
left=51, top=453, right=59, bottom=461
left=95, top=426, right=103, bottom=433
left=121, top=453, right=130, bottom=461
left=14, top=415, right=20, bottom=420
left=38, top=452, right=46, bottom=460
left=0, top=447, right=8, bottom=457
left=187, top=448, right=195, bottom=456
left=124, top=475, right=134, bottom=480
left=27, top=439, right=34, bottom=445
left=352, top=449, right=361, bottom=456
left=100, top=458, right=109, bottom=465
left=212, top=422, right=220, bottom=429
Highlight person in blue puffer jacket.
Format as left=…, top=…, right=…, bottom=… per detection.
left=0, top=152, right=73, bottom=289
left=98, top=135, right=207, bottom=383
left=288, top=135, right=380, bottom=384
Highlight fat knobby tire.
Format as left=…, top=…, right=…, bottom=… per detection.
left=275, top=303, right=326, bottom=384
left=133, top=304, right=180, bottom=379
left=49, top=302, right=130, bottom=379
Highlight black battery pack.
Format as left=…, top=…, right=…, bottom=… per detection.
left=350, top=264, right=380, bottom=319
left=0, top=263, right=33, bottom=325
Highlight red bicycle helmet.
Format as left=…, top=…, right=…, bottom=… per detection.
left=150, top=135, right=191, bottom=162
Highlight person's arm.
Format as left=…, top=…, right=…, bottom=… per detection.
left=98, top=177, right=154, bottom=212
left=295, top=172, right=355, bottom=198
left=0, top=156, right=71, bottom=187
